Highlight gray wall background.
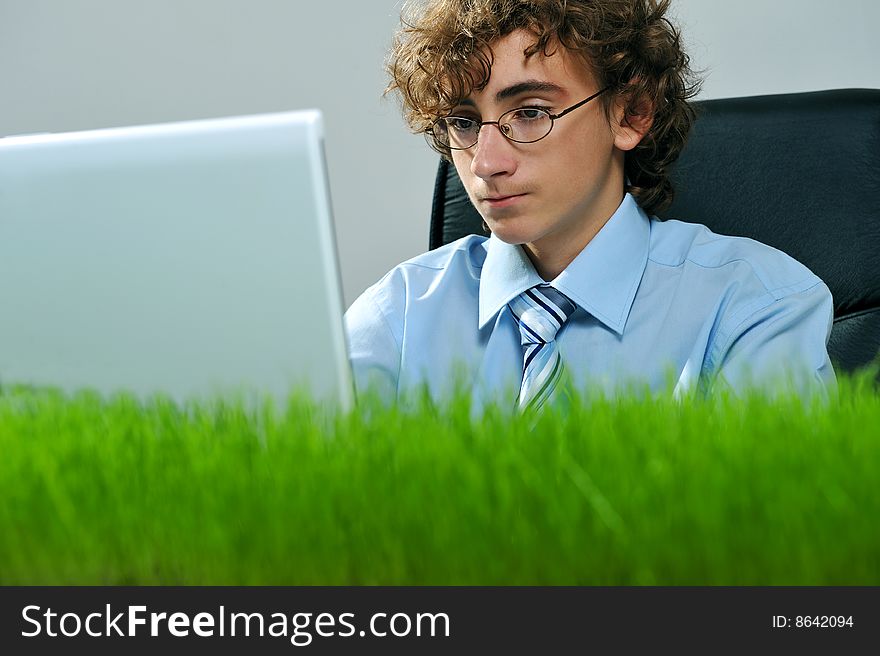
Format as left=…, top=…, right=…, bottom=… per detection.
left=2, top=0, right=879, bottom=307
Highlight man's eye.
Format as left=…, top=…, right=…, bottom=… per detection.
left=447, top=117, right=477, bottom=132
left=511, top=108, right=548, bottom=121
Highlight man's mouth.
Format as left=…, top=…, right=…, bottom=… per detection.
left=481, top=193, right=527, bottom=208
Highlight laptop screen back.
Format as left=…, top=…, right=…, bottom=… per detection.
left=0, top=110, right=353, bottom=409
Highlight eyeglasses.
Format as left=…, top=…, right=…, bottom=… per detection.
left=426, top=87, right=609, bottom=152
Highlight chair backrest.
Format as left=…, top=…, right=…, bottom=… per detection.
left=429, top=88, right=880, bottom=374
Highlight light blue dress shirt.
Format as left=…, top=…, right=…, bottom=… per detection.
left=345, top=194, right=835, bottom=407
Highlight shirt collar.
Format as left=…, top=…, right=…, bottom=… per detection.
left=478, top=193, right=650, bottom=335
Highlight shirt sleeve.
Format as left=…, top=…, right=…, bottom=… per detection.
left=706, top=280, right=837, bottom=399
left=343, top=279, right=402, bottom=403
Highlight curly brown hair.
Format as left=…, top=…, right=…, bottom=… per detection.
left=386, top=0, right=702, bottom=214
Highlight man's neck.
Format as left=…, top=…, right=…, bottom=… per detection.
left=523, top=191, right=626, bottom=281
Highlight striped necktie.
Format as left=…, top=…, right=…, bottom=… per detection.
left=507, top=284, right=577, bottom=412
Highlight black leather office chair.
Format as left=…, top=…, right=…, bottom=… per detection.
left=429, top=88, right=880, bottom=375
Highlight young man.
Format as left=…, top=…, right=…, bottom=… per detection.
left=345, top=0, right=835, bottom=410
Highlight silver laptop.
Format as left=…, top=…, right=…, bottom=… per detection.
left=0, top=110, right=353, bottom=410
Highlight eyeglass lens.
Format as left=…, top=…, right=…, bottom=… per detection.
left=433, top=107, right=553, bottom=149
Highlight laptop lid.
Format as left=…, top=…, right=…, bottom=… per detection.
left=0, top=110, right=353, bottom=410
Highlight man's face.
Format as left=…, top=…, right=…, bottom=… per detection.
left=450, top=30, right=630, bottom=266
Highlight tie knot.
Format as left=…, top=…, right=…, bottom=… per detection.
left=508, top=285, right=577, bottom=345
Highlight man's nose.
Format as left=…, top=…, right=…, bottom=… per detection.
left=469, top=123, right=517, bottom=180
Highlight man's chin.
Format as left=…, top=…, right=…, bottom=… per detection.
left=484, top=224, right=534, bottom=246
left=490, top=234, right=525, bottom=246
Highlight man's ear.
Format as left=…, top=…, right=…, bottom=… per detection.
left=610, top=86, right=654, bottom=152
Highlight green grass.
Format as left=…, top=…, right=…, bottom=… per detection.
left=1, top=372, right=878, bottom=585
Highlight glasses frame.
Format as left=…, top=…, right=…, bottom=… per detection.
left=427, top=86, right=610, bottom=151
